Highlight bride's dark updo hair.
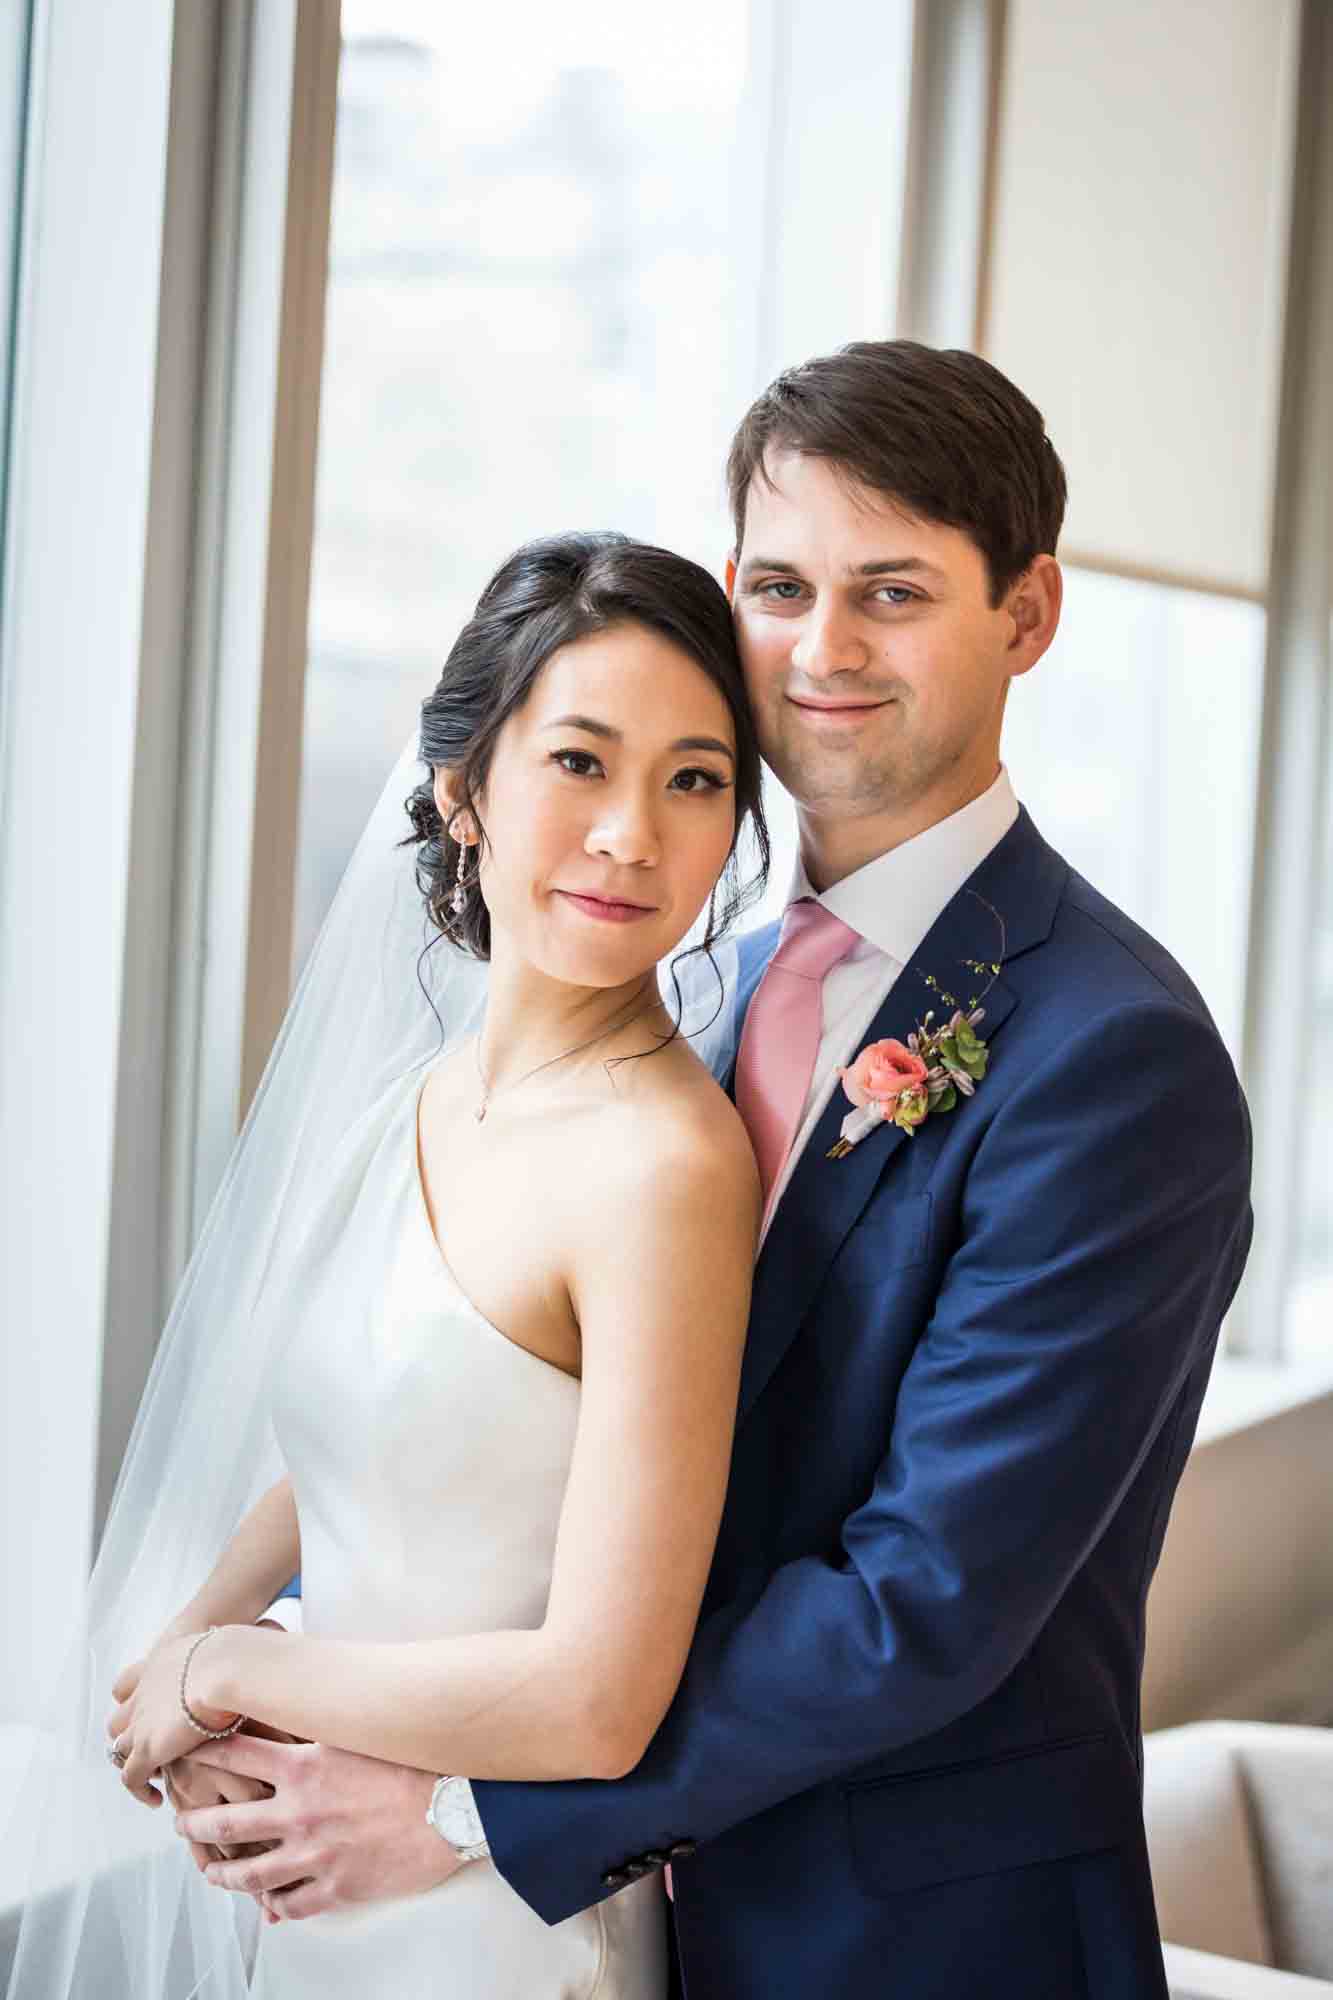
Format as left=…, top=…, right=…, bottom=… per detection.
left=401, top=530, right=770, bottom=983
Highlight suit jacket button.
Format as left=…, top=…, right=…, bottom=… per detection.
left=668, top=1839, right=697, bottom=1858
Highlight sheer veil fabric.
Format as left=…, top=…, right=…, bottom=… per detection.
left=2, top=732, right=740, bottom=1999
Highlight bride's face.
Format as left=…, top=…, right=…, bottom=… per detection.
left=441, top=622, right=740, bottom=989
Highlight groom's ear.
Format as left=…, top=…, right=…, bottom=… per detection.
left=725, top=554, right=738, bottom=603
left=1003, top=554, right=1062, bottom=677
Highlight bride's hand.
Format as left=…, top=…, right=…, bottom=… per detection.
left=107, top=1636, right=242, bottom=1808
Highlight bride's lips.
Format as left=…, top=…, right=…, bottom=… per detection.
left=556, top=889, right=659, bottom=924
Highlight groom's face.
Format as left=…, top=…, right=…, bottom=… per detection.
left=728, top=451, right=1046, bottom=850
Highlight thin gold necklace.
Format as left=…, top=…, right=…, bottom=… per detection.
left=471, top=994, right=661, bottom=1123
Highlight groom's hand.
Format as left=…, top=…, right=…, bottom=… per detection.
left=172, top=1734, right=463, bottom=1922
left=164, top=1747, right=275, bottom=1869
left=165, top=1711, right=307, bottom=1869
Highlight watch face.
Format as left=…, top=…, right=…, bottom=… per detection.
left=431, top=1777, right=483, bottom=1850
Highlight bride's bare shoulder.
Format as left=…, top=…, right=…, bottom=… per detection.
left=594, top=1041, right=760, bottom=1213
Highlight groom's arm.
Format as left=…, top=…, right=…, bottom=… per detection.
left=472, top=996, right=1253, bottom=1925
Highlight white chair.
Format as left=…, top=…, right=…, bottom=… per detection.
left=1144, top=1722, right=1333, bottom=1998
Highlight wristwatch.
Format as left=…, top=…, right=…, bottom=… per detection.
left=426, top=1775, right=491, bottom=1862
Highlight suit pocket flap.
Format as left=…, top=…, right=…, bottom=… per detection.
left=844, top=1733, right=1137, bottom=1896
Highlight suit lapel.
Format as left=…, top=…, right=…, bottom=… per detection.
left=736, top=807, right=1067, bottom=1425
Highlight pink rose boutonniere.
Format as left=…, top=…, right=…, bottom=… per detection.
left=827, top=894, right=1005, bottom=1159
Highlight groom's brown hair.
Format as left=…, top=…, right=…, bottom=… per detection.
left=726, top=340, right=1067, bottom=606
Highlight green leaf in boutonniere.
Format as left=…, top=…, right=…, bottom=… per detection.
left=826, top=891, right=1006, bottom=1162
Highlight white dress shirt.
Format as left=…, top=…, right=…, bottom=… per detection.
left=759, top=765, right=1019, bottom=1245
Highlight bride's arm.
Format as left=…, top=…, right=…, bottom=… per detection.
left=186, top=1108, right=758, bottom=1782
left=109, top=1480, right=303, bottom=1806
left=159, top=1479, right=301, bottom=1639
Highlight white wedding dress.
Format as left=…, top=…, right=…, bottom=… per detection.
left=250, top=1059, right=668, bottom=1998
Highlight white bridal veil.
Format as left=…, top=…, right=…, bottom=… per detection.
left=2, top=730, right=741, bottom=1999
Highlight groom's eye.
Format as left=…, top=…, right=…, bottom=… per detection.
left=757, top=578, right=805, bottom=600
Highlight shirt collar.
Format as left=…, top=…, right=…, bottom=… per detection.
left=788, top=764, right=1019, bottom=967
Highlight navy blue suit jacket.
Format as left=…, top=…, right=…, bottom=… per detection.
left=471, top=804, right=1253, bottom=1999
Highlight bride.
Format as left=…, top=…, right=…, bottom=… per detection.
left=8, top=531, right=769, bottom=1999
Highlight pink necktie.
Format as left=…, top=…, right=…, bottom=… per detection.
left=734, top=898, right=860, bottom=1229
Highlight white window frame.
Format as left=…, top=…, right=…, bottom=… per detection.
left=0, top=0, right=338, bottom=1727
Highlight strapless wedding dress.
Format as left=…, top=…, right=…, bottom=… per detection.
left=252, top=1062, right=667, bottom=1998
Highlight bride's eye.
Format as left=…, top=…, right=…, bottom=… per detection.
left=550, top=749, right=603, bottom=778
left=670, top=767, right=730, bottom=794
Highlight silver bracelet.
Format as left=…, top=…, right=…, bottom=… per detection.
left=179, top=1626, right=246, bottom=1741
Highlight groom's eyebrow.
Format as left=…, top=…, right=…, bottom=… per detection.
left=738, top=556, right=946, bottom=583
left=853, top=557, right=947, bottom=581
left=543, top=715, right=736, bottom=761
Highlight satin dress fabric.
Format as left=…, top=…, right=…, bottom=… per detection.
left=252, top=1065, right=667, bottom=1998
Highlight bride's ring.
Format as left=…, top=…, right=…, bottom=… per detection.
left=106, top=1743, right=129, bottom=1769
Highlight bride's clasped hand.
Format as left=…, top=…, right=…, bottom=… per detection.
left=106, top=1629, right=244, bottom=1806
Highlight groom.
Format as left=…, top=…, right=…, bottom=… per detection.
left=175, top=341, right=1253, bottom=1997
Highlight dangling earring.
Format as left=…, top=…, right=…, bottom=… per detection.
left=448, top=817, right=471, bottom=919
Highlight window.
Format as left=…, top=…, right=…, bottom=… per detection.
left=1004, top=567, right=1265, bottom=1064
left=294, top=0, right=756, bottom=972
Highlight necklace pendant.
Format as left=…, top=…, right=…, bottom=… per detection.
left=475, top=1101, right=487, bottom=1123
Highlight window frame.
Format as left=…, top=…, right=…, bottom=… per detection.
left=0, top=0, right=338, bottom=1727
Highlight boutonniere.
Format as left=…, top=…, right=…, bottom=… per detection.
left=827, top=893, right=1006, bottom=1159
